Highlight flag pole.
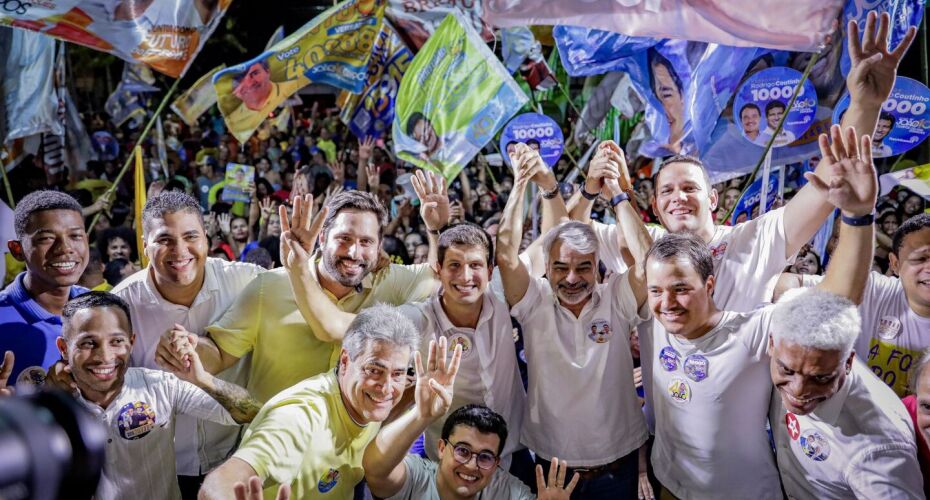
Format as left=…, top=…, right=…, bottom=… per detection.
left=1, top=162, right=15, bottom=209
left=87, top=77, right=183, bottom=231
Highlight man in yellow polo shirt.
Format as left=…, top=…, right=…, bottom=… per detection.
left=198, top=305, right=463, bottom=499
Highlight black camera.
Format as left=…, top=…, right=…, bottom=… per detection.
left=0, top=391, right=106, bottom=500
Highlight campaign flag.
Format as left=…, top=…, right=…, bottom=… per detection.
left=501, top=26, right=555, bottom=90
left=340, top=21, right=412, bottom=140
left=840, top=0, right=924, bottom=76
left=265, top=26, right=285, bottom=51
left=879, top=164, right=930, bottom=200
left=272, top=106, right=292, bottom=132
left=730, top=170, right=780, bottom=224
left=1, top=28, right=61, bottom=142
left=171, top=64, right=226, bottom=127
left=484, top=0, right=845, bottom=52
left=133, top=146, right=148, bottom=268
left=214, top=0, right=386, bottom=143
left=499, top=113, right=564, bottom=167
left=105, top=64, right=158, bottom=129
left=0, top=135, right=41, bottom=172
left=0, top=0, right=233, bottom=78
left=386, top=0, right=493, bottom=50
left=553, top=26, right=656, bottom=77
left=393, top=13, right=527, bottom=180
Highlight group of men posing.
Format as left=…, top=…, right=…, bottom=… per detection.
left=2, top=12, right=930, bottom=500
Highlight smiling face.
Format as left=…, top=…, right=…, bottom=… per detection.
left=13, top=209, right=89, bottom=291
left=58, top=306, right=134, bottom=407
left=874, top=118, right=893, bottom=142
left=652, top=63, right=684, bottom=140
left=413, top=118, right=440, bottom=157
left=766, top=105, right=785, bottom=129
left=652, top=162, right=718, bottom=235
left=436, top=426, right=501, bottom=497
left=646, top=256, right=715, bottom=338
left=546, top=240, right=596, bottom=309
left=338, top=341, right=410, bottom=424
left=890, top=227, right=930, bottom=316
left=233, top=62, right=273, bottom=111
left=741, top=106, right=761, bottom=138
left=320, top=210, right=381, bottom=288
left=107, top=236, right=131, bottom=261
left=144, top=210, right=208, bottom=294
left=438, top=244, right=491, bottom=307
left=769, top=338, right=852, bottom=415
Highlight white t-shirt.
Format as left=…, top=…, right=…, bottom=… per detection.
left=79, top=368, right=237, bottom=500
left=387, top=455, right=533, bottom=500
left=800, top=272, right=930, bottom=397
left=112, top=258, right=263, bottom=475
left=770, top=358, right=923, bottom=499
left=593, top=207, right=790, bottom=312
left=642, top=309, right=781, bottom=499
left=400, top=291, right=526, bottom=467
left=510, top=272, right=649, bottom=466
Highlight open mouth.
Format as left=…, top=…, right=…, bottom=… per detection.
left=365, top=393, right=392, bottom=407
left=669, top=207, right=693, bottom=216
left=455, top=471, right=479, bottom=484
left=89, top=365, right=117, bottom=381
left=339, top=260, right=365, bottom=275
left=661, top=310, right=686, bottom=321
left=452, top=284, right=478, bottom=294
left=167, top=258, right=194, bottom=270
left=780, top=388, right=820, bottom=410
left=49, top=261, right=79, bottom=273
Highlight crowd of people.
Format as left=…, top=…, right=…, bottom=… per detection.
left=1, top=11, right=930, bottom=500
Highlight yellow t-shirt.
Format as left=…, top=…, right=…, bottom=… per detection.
left=91, top=281, right=114, bottom=292
left=234, top=371, right=379, bottom=500
left=207, top=261, right=436, bottom=403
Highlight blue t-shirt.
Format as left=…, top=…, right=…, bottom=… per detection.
left=0, top=273, right=88, bottom=385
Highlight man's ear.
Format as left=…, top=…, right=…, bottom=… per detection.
left=431, top=261, right=441, bottom=276
left=709, top=188, right=719, bottom=212
left=56, top=337, right=68, bottom=359
left=888, top=252, right=900, bottom=277
left=7, top=240, right=24, bottom=262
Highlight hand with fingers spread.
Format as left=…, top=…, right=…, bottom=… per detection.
left=331, top=159, right=346, bottom=183
left=804, top=125, right=877, bottom=216
left=278, top=194, right=328, bottom=275
left=846, top=11, right=917, bottom=108
left=234, top=476, right=290, bottom=500
left=536, top=457, right=580, bottom=500
left=366, top=163, right=380, bottom=192
left=359, top=136, right=376, bottom=165
left=205, top=213, right=219, bottom=239
left=218, top=213, right=232, bottom=236
left=259, top=197, right=276, bottom=221
left=413, top=337, right=463, bottom=422
left=155, top=324, right=199, bottom=373
left=0, top=351, right=15, bottom=397
left=411, top=170, right=450, bottom=231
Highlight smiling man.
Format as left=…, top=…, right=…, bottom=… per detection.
left=0, top=190, right=89, bottom=386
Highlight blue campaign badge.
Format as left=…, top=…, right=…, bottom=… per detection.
left=659, top=346, right=681, bottom=371
left=683, top=354, right=709, bottom=382
left=116, top=401, right=157, bottom=440
left=799, top=429, right=831, bottom=462
left=732, top=67, right=817, bottom=148
left=318, top=468, right=341, bottom=493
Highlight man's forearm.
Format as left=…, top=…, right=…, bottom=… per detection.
left=195, top=336, right=227, bottom=375
left=288, top=267, right=354, bottom=342
left=497, top=184, right=527, bottom=269
left=197, top=375, right=263, bottom=424
left=818, top=220, right=873, bottom=304
left=364, top=409, right=432, bottom=480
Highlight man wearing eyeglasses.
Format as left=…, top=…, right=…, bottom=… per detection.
left=364, top=403, right=578, bottom=499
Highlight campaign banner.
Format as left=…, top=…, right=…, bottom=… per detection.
left=840, top=0, right=924, bottom=76
left=393, top=13, right=527, bottom=180
left=879, top=163, right=930, bottom=199
left=214, top=0, right=385, bottom=143
left=0, top=0, right=233, bottom=78
left=1, top=28, right=61, bottom=142
left=732, top=67, right=818, bottom=148
left=340, top=21, right=412, bottom=140
left=730, top=170, right=780, bottom=224
left=501, top=26, right=555, bottom=90
left=553, top=25, right=657, bottom=77
left=484, top=0, right=844, bottom=52
left=832, top=77, right=930, bottom=159
left=91, top=130, right=119, bottom=161
left=386, top=0, right=493, bottom=50
left=499, top=113, right=564, bottom=167
left=221, top=163, right=254, bottom=203
left=171, top=64, right=225, bottom=127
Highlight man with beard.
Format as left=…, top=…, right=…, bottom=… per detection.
left=497, top=144, right=651, bottom=498
left=164, top=186, right=442, bottom=404
left=571, top=11, right=916, bottom=314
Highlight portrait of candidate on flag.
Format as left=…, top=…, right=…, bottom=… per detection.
left=393, top=12, right=526, bottom=181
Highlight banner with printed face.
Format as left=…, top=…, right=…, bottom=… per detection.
left=840, top=0, right=924, bottom=76
left=340, top=21, right=412, bottom=140
left=500, top=113, right=564, bottom=167
left=1, top=28, right=61, bottom=142
left=732, top=67, right=818, bottom=148
left=386, top=0, right=493, bottom=50
left=0, top=0, right=233, bottom=78
left=484, top=0, right=845, bottom=52
left=730, top=170, right=780, bottom=224
left=832, top=77, right=930, bottom=159
left=214, top=0, right=385, bottom=143
left=171, top=64, right=225, bottom=127
left=393, top=13, right=527, bottom=180
left=553, top=25, right=657, bottom=77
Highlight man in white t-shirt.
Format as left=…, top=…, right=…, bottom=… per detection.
left=775, top=213, right=930, bottom=397
left=497, top=144, right=650, bottom=498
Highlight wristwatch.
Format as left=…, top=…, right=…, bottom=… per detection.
left=581, top=188, right=599, bottom=201
left=540, top=186, right=560, bottom=200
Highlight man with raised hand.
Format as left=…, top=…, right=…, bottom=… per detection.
left=497, top=143, right=651, bottom=498
left=571, top=11, right=916, bottom=313
left=641, top=123, right=881, bottom=499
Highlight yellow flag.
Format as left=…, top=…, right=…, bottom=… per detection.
left=134, top=146, right=148, bottom=268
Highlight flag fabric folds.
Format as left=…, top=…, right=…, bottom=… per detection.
left=171, top=65, right=226, bottom=127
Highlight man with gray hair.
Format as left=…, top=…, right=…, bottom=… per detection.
left=199, top=303, right=426, bottom=499
left=497, top=144, right=651, bottom=498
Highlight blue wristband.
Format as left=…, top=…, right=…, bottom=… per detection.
left=841, top=212, right=874, bottom=226
left=581, top=188, right=599, bottom=201
left=609, top=192, right=630, bottom=207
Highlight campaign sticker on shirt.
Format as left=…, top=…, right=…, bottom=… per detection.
left=587, top=319, right=613, bottom=344
left=799, top=429, right=830, bottom=461
left=832, top=77, right=930, bottom=158
left=318, top=468, right=340, bottom=493
left=709, top=242, right=728, bottom=263
left=877, top=316, right=903, bottom=341
left=659, top=346, right=681, bottom=371
left=15, top=366, right=47, bottom=387
left=785, top=413, right=800, bottom=441
left=447, top=333, right=473, bottom=359
left=116, top=401, right=157, bottom=440
left=733, top=67, right=817, bottom=148
left=683, top=354, right=709, bottom=382
left=667, top=378, right=691, bottom=404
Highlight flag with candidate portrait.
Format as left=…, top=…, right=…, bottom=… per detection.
left=393, top=13, right=527, bottom=181
left=0, top=0, right=233, bottom=78
left=386, top=0, right=493, bottom=50
left=171, top=64, right=225, bottom=127
left=214, top=0, right=386, bottom=143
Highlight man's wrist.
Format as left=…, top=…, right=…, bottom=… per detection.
left=841, top=210, right=875, bottom=226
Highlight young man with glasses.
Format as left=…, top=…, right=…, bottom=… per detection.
left=364, top=403, right=578, bottom=499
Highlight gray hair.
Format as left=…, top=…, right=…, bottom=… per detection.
left=342, top=304, right=420, bottom=361
left=909, top=348, right=930, bottom=395
left=771, top=288, right=859, bottom=357
left=542, top=221, right=598, bottom=264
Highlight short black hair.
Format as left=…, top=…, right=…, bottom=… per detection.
left=104, top=258, right=132, bottom=287
left=244, top=246, right=273, bottom=269
left=438, top=223, right=494, bottom=268
left=406, top=112, right=427, bottom=136
left=87, top=247, right=104, bottom=269
left=321, top=190, right=388, bottom=240
left=13, top=190, right=83, bottom=239
left=62, top=291, right=132, bottom=336
left=232, top=59, right=270, bottom=87
left=892, top=213, right=930, bottom=256
left=645, top=233, right=715, bottom=282
left=878, top=111, right=896, bottom=128
left=653, top=155, right=712, bottom=190
left=648, top=49, right=683, bottom=94
left=142, top=191, right=204, bottom=236
left=441, top=404, right=508, bottom=455
left=739, top=103, right=761, bottom=119
left=765, top=100, right=786, bottom=115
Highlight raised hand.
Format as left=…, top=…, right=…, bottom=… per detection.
left=259, top=198, right=275, bottom=222
left=413, top=337, right=462, bottom=422
left=536, top=457, right=580, bottom=500
left=331, top=159, right=345, bottom=183
left=512, top=143, right=557, bottom=192
left=234, top=476, right=290, bottom=500
left=279, top=194, right=324, bottom=256
left=0, top=351, right=14, bottom=397
left=598, top=140, right=633, bottom=193
left=165, top=334, right=209, bottom=386
left=585, top=146, right=620, bottom=197
left=804, top=125, right=877, bottom=216
left=359, top=136, right=375, bottom=165
left=45, top=360, right=78, bottom=393
left=205, top=213, right=219, bottom=238
left=218, top=213, right=232, bottom=236
left=155, top=324, right=199, bottom=372
left=366, top=162, right=380, bottom=191
left=411, top=170, right=450, bottom=231
left=846, top=11, right=917, bottom=108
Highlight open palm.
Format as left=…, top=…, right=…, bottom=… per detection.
left=414, top=337, right=462, bottom=420
left=805, top=125, right=877, bottom=215
left=846, top=11, right=917, bottom=107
